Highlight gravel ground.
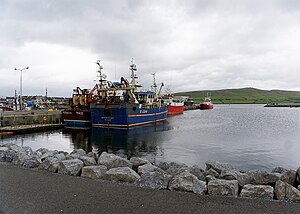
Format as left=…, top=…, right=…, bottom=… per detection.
left=1, top=163, right=300, bottom=214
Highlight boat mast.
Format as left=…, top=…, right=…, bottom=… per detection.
left=129, top=58, right=140, bottom=89
left=152, top=73, right=157, bottom=97
left=96, top=60, right=106, bottom=89
left=95, top=59, right=108, bottom=98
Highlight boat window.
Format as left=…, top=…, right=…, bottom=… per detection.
left=133, top=106, right=136, bottom=111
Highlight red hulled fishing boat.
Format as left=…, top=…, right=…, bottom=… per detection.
left=199, top=96, right=213, bottom=110
left=162, top=94, right=184, bottom=116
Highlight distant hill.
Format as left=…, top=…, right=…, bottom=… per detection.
left=174, top=87, right=300, bottom=104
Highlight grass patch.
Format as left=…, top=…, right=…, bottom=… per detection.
left=174, top=87, right=300, bottom=104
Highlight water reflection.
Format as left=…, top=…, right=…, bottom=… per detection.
left=62, top=128, right=92, bottom=152
left=63, top=121, right=172, bottom=161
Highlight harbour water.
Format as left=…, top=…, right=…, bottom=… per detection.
left=1, top=104, right=300, bottom=171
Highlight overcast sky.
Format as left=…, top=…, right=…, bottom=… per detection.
left=1, top=0, right=300, bottom=97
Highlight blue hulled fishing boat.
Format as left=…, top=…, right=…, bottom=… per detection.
left=90, top=60, right=168, bottom=128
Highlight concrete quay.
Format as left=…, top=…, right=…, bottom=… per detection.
left=0, top=124, right=64, bottom=135
left=264, top=103, right=300, bottom=107
left=184, top=105, right=199, bottom=111
left=0, top=110, right=63, bottom=135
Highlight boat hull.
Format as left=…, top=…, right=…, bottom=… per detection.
left=62, top=109, right=91, bottom=128
left=90, top=103, right=168, bottom=128
left=199, top=104, right=213, bottom=110
left=167, top=105, right=184, bottom=115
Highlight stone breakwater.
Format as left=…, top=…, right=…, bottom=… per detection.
left=1, top=143, right=300, bottom=203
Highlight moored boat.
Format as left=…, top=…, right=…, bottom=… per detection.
left=90, top=60, right=168, bottom=128
left=199, top=96, right=213, bottom=110
left=62, top=87, right=92, bottom=128
left=162, top=94, right=184, bottom=116
left=62, top=109, right=91, bottom=128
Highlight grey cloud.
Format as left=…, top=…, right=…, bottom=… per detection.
left=1, top=0, right=300, bottom=96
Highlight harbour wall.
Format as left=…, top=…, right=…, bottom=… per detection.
left=264, top=103, right=300, bottom=108
left=0, top=110, right=62, bottom=127
left=184, top=105, right=199, bottom=111
left=0, top=110, right=64, bottom=135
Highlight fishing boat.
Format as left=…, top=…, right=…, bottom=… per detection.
left=162, top=94, right=184, bottom=116
left=199, top=95, right=213, bottom=110
left=90, top=60, right=168, bottom=128
left=62, top=87, right=92, bottom=128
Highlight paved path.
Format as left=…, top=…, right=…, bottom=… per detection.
left=1, top=163, right=300, bottom=214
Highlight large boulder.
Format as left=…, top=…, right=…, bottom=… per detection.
left=22, top=146, right=33, bottom=156
left=220, top=169, right=240, bottom=180
left=81, top=165, right=108, bottom=179
left=236, top=172, right=253, bottom=187
left=53, top=153, right=66, bottom=161
left=0, top=147, right=8, bottom=152
left=3, top=150, right=15, bottom=162
left=12, top=152, right=30, bottom=166
left=41, top=150, right=59, bottom=161
left=207, top=179, right=239, bottom=197
left=157, top=162, right=189, bottom=175
left=206, top=175, right=217, bottom=183
left=157, top=161, right=171, bottom=171
left=130, top=157, right=150, bottom=171
left=103, top=167, right=140, bottom=183
left=8, top=144, right=26, bottom=154
left=166, top=162, right=189, bottom=175
left=137, top=163, right=166, bottom=175
left=36, top=148, right=49, bottom=155
left=136, top=171, right=171, bottom=190
left=58, top=159, right=84, bottom=176
left=286, top=184, right=300, bottom=202
left=274, top=180, right=287, bottom=200
left=70, top=149, right=86, bottom=159
left=79, top=156, right=97, bottom=166
left=246, top=170, right=281, bottom=185
left=275, top=180, right=300, bottom=202
left=23, top=154, right=41, bottom=168
left=205, top=160, right=236, bottom=174
left=204, top=168, right=220, bottom=178
left=87, top=152, right=98, bottom=162
left=0, top=147, right=9, bottom=162
left=98, top=152, right=132, bottom=169
left=240, top=184, right=274, bottom=200
left=272, top=167, right=296, bottom=186
left=185, top=165, right=206, bottom=181
left=168, top=171, right=207, bottom=195
left=39, top=157, right=60, bottom=172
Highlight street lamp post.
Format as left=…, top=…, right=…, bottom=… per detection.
left=14, top=66, right=29, bottom=110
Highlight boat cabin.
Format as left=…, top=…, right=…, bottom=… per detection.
left=136, top=91, right=156, bottom=105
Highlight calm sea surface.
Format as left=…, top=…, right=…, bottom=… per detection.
left=1, top=104, right=300, bottom=171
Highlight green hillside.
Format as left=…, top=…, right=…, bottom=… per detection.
left=174, top=87, right=300, bottom=104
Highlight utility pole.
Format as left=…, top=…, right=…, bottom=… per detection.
left=14, top=66, right=29, bottom=110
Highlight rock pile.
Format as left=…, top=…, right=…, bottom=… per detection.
left=1, top=142, right=300, bottom=203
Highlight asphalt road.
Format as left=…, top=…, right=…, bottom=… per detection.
left=1, top=163, right=300, bottom=214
